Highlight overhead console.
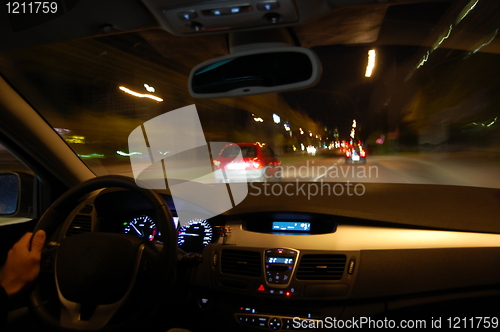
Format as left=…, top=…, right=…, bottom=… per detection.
left=141, top=0, right=298, bottom=34
left=140, top=0, right=424, bottom=36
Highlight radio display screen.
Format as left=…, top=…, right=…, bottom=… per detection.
left=272, top=221, right=311, bottom=232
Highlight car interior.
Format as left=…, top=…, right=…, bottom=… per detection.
left=1, top=0, right=500, bottom=331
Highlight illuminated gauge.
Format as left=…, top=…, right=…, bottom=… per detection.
left=177, top=218, right=213, bottom=253
left=123, top=215, right=157, bottom=242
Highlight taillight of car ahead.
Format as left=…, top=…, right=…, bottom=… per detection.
left=224, top=158, right=263, bottom=170
left=248, top=159, right=264, bottom=170
left=360, top=149, right=366, bottom=157
left=346, top=151, right=351, bottom=157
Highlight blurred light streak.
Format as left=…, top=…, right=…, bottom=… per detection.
left=55, top=128, right=71, bottom=135
left=467, top=117, right=498, bottom=127
left=119, top=86, right=163, bottom=102
left=144, top=84, right=155, bottom=92
left=432, top=25, right=453, bottom=51
left=417, top=51, right=430, bottom=69
left=365, top=49, right=376, bottom=77
left=456, top=0, right=479, bottom=25
left=117, top=150, right=142, bottom=156
left=78, top=153, right=105, bottom=158
left=466, top=28, right=498, bottom=58
left=65, top=136, right=85, bottom=144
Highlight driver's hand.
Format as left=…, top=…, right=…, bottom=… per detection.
left=0, top=230, right=46, bottom=296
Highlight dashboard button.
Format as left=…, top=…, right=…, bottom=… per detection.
left=257, top=2, right=279, bottom=11
left=269, top=317, right=282, bottom=330
left=282, top=318, right=294, bottom=330
left=258, top=316, right=269, bottom=328
left=348, top=259, right=356, bottom=274
left=237, top=314, right=268, bottom=327
left=177, top=11, right=197, bottom=20
left=198, top=296, right=212, bottom=309
left=203, top=5, right=251, bottom=16
left=211, top=9, right=224, bottom=16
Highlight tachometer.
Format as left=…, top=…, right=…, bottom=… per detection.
left=123, top=215, right=157, bottom=242
left=177, top=218, right=213, bottom=252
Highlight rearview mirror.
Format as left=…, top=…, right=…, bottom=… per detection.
left=189, top=46, right=322, bottom=98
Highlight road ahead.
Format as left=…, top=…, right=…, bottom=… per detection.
left=4, top=151, right=497, bottom=189
left=280, top=152, right=500, bottom=189
left=82, top=151, right=500, bottom=189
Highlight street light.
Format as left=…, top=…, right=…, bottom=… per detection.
left=273, top=113, right=281, bottom=124
left=252, top=113, right=264, bottom=122
left=144, top=84, right=155, bottom=92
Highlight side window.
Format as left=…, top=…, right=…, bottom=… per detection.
left=0, top=143, right=34, bottom=223
left=241, top=146, right=256, bottom=158
left=0, top=143, right=32, bottom=174
left=220, top=145, right=240, bottom=158
left=0, top=143, right=37, bottom=264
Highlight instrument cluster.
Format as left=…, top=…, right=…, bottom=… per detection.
left=122, top=214, right=215, bottom=253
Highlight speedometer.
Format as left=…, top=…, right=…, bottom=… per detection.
left=177, top=218, right=213, bottom=252
left=123, top=215, right=157, bottom=242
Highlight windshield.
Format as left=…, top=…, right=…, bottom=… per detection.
left=1, top=6, right=499, bottom=189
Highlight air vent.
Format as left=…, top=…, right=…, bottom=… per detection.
left=79, top=204, right=94, bottom=214
left=221, top=249, right=261, bottom=277
left=66, top=214, right=92, bottom=236
left=296, top=254, right=347, bottom=280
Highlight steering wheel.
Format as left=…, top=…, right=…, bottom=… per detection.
left=28, top=175, right=177, bottom=331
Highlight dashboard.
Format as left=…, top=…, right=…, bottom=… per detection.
left=58, top=186, right=500, bottom=331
